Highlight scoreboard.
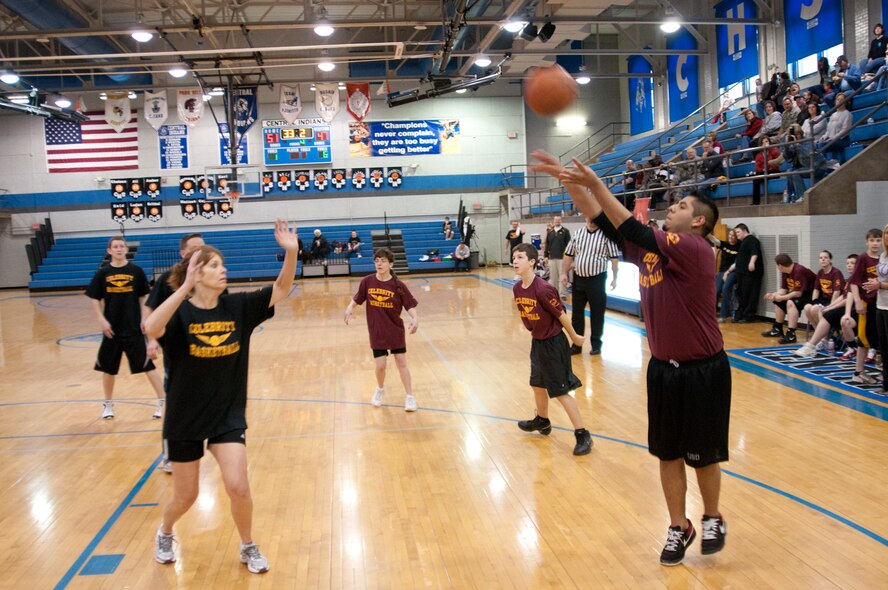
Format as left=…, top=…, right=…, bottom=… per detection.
left=262, top=118, right=332, bottom=166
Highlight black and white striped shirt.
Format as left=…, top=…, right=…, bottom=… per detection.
left=564, top=227, right=621, bottom=277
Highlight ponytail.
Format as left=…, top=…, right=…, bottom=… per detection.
left=167, top=245, right=223, bottom=290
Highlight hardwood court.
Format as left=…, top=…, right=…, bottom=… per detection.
left=1, top=269, right=887, bottom=589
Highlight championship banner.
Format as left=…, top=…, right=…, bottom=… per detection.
left=144, top=90, right=168, bottom=130
left=714, top=0, right=760, bottom=88
left=346, top=83, right=371, bottom=121
left=330, top=168, right=347, bottom=189
left=179, top=176, right=197, bottom=197
left=784, top=0, right=843, bottom=64
left=350, top=168, right=367, bottom=189
left=312, top=170, right=329, bottom=191
left=159, top=124, right=188, bottom=170
left=111, top=202, right=127, bottom=222
left=214, top=174, right=231, bottom=197
left=180, top=199, right=197, bottom=220
left=224, top=86, right=258, bottom=142
left=348, top=119, right=461, bottom=157
left=627, top=56, right=655, bottom=135
left=111, top=178, right=128, bottom=199
left=145, top=177, right=161, bottom=198
left=315, top=84, right=340, bottom=123
left=146, top=201, right=163, bottom=222
left=261, top=170, right=274, bottom=194
left=275, top=170, right=294, bottom=192
left=279, top=84, right=303, bottom=123
left=177, top=89, right=204, bottom=127
left=386, top=167, right=403, bottom=188
left=667, top=29, right=700, bottom=123
left=293, top=170, right=311, bottom=191
left=196, top=175, right=213, bottom=196
left=105, top=92, right=131, bottom=133
left=369, top=167, right=385, bottom=189
left=218, top=122, right=249, bottom=165
left=216, top=200, right=233, bottom=219
left=633, top=198, right=650, bottom=225
left=127, top=202, right=144, bottom=222
left=128, top=177, right=144, bottom=198
left=198, top=199, right=215, bottom=219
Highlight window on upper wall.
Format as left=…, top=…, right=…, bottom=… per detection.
left=719, top=75, right=759, bottom=104
left=790, top=44, right=844, bottom=80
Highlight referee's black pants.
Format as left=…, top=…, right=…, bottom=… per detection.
left=571, top=272, right=608, bottom=349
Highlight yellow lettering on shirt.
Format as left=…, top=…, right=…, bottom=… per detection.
left=639, top=253, right=664, bottom=288
left=189, top=341, right=241, bottom=358
left=368, top=287, right=395, bottom=308
left=786, top=278, right=800, bottom=291
left=515, top=297, right=541, bottom=321
left=189, top=321, right=236, bottom=334
left=106, top=273, right=134, bottom=293
left=187, top=321, right=240, bottom=358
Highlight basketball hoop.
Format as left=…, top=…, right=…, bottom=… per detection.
left=228, top=191, right=241, bottom=207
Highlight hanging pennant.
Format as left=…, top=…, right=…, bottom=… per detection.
left=279, top=84, right=303, bottom=123
left=146, top=201, right=163, bottom=222
left=74, top=95, right=87, bottom=114
left=224, top=86, right=258, bottom=142
left=144, top=90, right=168, bottom=130
left=145, top=177, right=161, bottom=198
left=315, top=84, right=340, bottom=123
left=386, top=167, right=403, bottom=188
left=217, top=200, right=233, bottom=219
left=330, top=168, right=347, bottom=190
left=177, top=89, right=204, bottom=127
left=261, top=170, right=274, bottom=194
left=369, top=167, right=385, bottom=189
left=375, top=80, right=391, bottom=96
left=198, top=199, right=215, bottom=219
left=111, top=203, right=127, bottom=222
left=105, top=92, right=131, bottom=133
left=179, top=176, right=197, bottom=197
left=293, top=170, right=311, bottom=191
left=180, top=199, right=197, bottom=220
left=196, top=175, right=213, bottom=196
left=313, top=170, right=329, bottom=191
left=128, top=177, right=144, bottom=198
left=214, top=174, right=231, bottom=197
left=127, top=202, right=144, bottom=222
left=346, top=83, right=371, bottom=122
left=111, top=178, right=128, bottom=199
left=349, top=168, right=367, bottom=189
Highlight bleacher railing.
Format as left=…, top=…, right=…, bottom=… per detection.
left=816, top=68, right=888, bottom=155
left=559, top=121, right=630, bottom=165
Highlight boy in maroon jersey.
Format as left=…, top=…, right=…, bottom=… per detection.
left=761, top=254, right=817, bottom=344
left=511, top=243, right=592, bottom=456
left=345, top=248, right=420, bottom=411
left=531, top=150, right=730, bottom=566
left=844, top=229, right=883, bottom=384
left=801, top=250, right=846, bottom=335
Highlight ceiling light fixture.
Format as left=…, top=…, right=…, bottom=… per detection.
left=54, top=95, right=72, bottom=108
left=576, top=66, right=591, bottom=85
left=519, top=23, right=538, bottom=41
left=128, top=91, right=137, bottom=99
left=8, top=94, right=29, bottom=104
left=310, top=84, right=317, bottom=91
left=0, top=70, right=20, bottom=84
left=660, top=8, right=681, bottom=33
left=455, top=88, right=468, bottom=94
left=131, top=30, right=153, bottom=43
left=318, top=60, right=335, bottom=72
left=314, top=5, right=335, bottom=37
left=209, top=87, right=225, bottom=96
left=503, top=20, right=528, bottom=33
left=203, top=94, right=212, bottom=101
left=169, top=67, right=188, bottom=78
left=99, top=92, right=108, bottom=101
left=474, top=55, right=492, bottom=68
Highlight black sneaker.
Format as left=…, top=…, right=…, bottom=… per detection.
left=701, top=515, right=727, bottom=555
left=660, top=521, right=696, bottom=566
left=589, top=347, right=601, bottom=356
left=778, top=332, right=797, bottom=344
left=518, top=415, right=552, bottom=435
left=761, top=327, right=783, bottom=337
left=573, top=429, right=593, bottom=455
left=569, top=344, right=582, bottom=355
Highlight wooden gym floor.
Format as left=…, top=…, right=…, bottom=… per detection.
left=1, top=268, right=886, bottom=589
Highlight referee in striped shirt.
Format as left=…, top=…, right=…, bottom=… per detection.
left=562, top=217, right=621, bottom=355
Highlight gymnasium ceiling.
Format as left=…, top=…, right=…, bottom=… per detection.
left=0, top=0, right=764, bottom=100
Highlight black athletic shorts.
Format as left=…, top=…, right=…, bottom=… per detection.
left=775, top=294, right=812, bottom=314
left=857, top=300, right=879, bottom=348
left=529, top=332, right=582, bottom=398
left=372, top=347, right=407, bottom=358
left=647, top=350, right=731, bottom=468
left=823, top=305, right=856, bottom=330
left=94, top=334, right=155, bottom=376
left=164, top=428, right=246, bottom=463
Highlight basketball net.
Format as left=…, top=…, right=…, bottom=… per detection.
left=228, top=191, right=241, bottom=207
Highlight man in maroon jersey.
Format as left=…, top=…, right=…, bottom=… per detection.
left=761, top=254, right=817, bottom=344
left=844, top=229, right=883, bottom=384
left=530, top=150, right=730, bottom=567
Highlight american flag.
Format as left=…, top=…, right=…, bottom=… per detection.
left=44, top=110, right=139, bottom=173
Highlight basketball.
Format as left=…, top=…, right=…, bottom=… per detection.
left=524, top=64, right=579, bottom=117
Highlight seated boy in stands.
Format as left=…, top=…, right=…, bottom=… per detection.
left=347, top=231, right=363, bottom=258
left=761, top=254, right=816, bottom=344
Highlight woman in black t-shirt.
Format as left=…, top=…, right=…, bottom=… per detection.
left=144, top=219, right=300, bottom=574
left=712, top=230, right=740, bottom=322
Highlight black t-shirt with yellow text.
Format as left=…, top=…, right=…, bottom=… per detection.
left=85, top=262, right=150, bottom=336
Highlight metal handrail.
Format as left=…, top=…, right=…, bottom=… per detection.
left=816, top=68, right=887, bottom=154
left=558, top=121, right=631, bottom=165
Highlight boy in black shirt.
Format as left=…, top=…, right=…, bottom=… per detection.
left=86, top=237, right=165, bottom=419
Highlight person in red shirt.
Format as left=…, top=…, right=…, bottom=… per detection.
left=732, top=109, right=763, bottom=163
left=750, top=137, right=783, bottom=206
left=531, top=150, right=730, bottom=566
left=511, top=243, right=591, bottom=456
left=844, top=229, right=883, bottom=384
left=345, top=247, right=420, bottom=411
left=761, top=254, right=817, bottom=344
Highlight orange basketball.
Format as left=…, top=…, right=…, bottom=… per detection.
left=524, top=64, right=579, bottom=117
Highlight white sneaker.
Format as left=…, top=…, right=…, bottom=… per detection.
left=405, top=394, right=417, bottom=412
left=371, top=387, right=385, bottom=407
left=153, top=400, right=163, bottom=420
left=102, top=401, right=115, bottom=419
left=240, top=542, right=269, bottom=573
left=155, top=528, right=176, bottom=564
left=159, top=460, right=172, bottom=473
left=866, top=348, right=877, bottom=364
left=793, top=343, right=816, bottom=358
left=851, top=372, right=877, bottom=385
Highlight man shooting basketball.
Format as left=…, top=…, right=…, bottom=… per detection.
left=531, top=150, right=731, bottom=566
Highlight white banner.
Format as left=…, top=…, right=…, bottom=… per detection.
left=105, top=92, right=131, bottom=133
left=315, top=84, right=340, bottom=123
left=279, top=84, right=303, bottom=124
left=144, top=90, right=168, bottom=130
left=177, top=88, right=204, bottom=127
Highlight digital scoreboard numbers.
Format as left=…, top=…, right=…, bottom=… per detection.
left=262, top=118, right=332, bottom=166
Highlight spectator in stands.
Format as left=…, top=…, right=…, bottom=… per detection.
left=710, top=230, right=740, bottom=323
left=347, top=231, right=363, bottom=258
left=620, top=159, right=642, bottom=211
left=647, top=219, right=659, bottom=230
left=821, top=80, right=837, bottom=109
left=442, top=216, right=454, bottom=240
left=310, top=229, right=329, bottom=263
left=699, top=141, right=725, bottom=195
left=642, top=164, right=669, bottom=209
left=733, top=109, right=763, bottom=162
left=711, top=92, right=734, bottom=124
left=861, top=24, right=887, bottom=74
left=772, top=72, right=792, bottom=106
left=707, top=131, right=725, bottom=155
left=733, top=223, right=764, bottom=323
left=801, top=103, right=826, bottom=139
left=754, top=76, right=765, bottom=118
left=453, top=241, right=471, bottom=272
left=750, top=137, right=783, bottom=206
left=674, top=147, right=703, bottom=199
left=870, top=46, right=888, bottom=91
left=776, top=97, right=801, bottom=142
left=784, top=123, right=817, bottom=202
left=778, top=83, right=801, bottom=109
left=756, top=65, right=779, bottom=118
left=818, top=92, right=853, bottom=163
left=761, top=254, right=817, bottom=344
left=833, top=55, right=862, bottom=93
left=795, top=97, right=811, bottom=125
left=753, top=100, right=782, bottom=145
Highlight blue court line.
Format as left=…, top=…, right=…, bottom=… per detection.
left=130, top=503, right=159, bottom=507
left=54, top=453, right=163, bottom=590
left=78, top=554, right=125, bottom=576
left=727, top=353, right=888, bottom=421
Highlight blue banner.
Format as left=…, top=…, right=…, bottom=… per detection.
left=714, top=0, right=760, bottom=88
left=224, top=86, right=258, bottom=143
left=219, top=123, right=249, bottom=165
left=627, top=56, right=654, bottom=136
left=884, top=0, right=888, bottom=23
left=348, top=119, right=460, bottom=157
left=784, top=0, right=844, bottom=64
left=667, top=29, right=700, bottom=123
left=158, top=124, right=188, bottom=170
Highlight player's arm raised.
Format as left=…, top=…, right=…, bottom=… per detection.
left=144, top=254, right=202, bottom=339
left=529, top=150, right=602, bottom=219
left=270, top=219, right=299, bottom=308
